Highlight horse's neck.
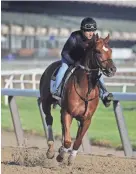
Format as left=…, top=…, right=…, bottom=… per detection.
left=75, top=69, right=88, bottom=88
left=73, top=46, right=98, bottom=91
left=74, top=69, right=97, bottom=90
left=82, top=47, right=95, bottom=69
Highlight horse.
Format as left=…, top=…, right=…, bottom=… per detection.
left=39, top=33, right=116, bottom=165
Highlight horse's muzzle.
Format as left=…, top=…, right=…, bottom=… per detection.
left=108, top=66, right=117, bottom=77
left=103, top=66, right=117, bottom=77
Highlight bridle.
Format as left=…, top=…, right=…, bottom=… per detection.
left=78, top=64, right=99, bottom=74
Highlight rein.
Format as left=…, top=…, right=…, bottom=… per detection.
left=79, top=65, right=99, bottom=73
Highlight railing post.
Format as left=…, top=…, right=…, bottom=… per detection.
left=4, top=75, right=14, bottom=105
left=37, top=98, right=48, bottom=138
left=122, top=85, right=127, bottom=93
left=77, top=121, right=91, bottom=154
left=20, top=74, right=25, bottom=89
left=32, top=74, right=36, bottom=90
left=8, top=96, right=24, bottom=146
left=113, top=100, right=133, bottom=157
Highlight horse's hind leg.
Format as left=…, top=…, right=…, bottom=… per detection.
left=42, top=97, right=55, bottom=159
left=68, top=119, right=91, bottom=165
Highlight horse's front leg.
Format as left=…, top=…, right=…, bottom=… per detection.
left=68, top=118, right=91, bottom=165
left=56, top=111, right=73, bottom=162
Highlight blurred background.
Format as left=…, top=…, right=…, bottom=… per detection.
left=1, top=1, right=136, bottom=63
left=1, top=1, right=136, bottom=93
left=1, top=1, right=136, bottom=153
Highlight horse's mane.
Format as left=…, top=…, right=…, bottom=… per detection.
left=83, top=38, right=98, bottom=70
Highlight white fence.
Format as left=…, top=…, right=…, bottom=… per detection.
left=2, top=68, right=136, bottom=105
left=3, top=74, right=136, bottom=91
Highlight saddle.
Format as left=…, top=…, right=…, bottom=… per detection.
left=50, top=65, right=76, bottom=102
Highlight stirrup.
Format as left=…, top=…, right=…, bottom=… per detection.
left=106, top=93, right=113, bottom=101
left=52, top=88, right=61, bottom=99
left=52, top=89, right=60, bottom=96
left=102, top=93, right=113, bottom=108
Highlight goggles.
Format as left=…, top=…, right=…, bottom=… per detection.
left=82, top=24, right=97, bottom=31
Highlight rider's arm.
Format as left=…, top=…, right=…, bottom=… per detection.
left=61, top=34, right=76, bottom=64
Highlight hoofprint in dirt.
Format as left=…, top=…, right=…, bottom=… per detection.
left=1, top=146, right=136, bottom=174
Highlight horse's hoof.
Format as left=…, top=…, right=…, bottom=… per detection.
left=46, top=149, right=55, bottom=159
left=68, top=155, right=75, bottom=166
left=56, top=154, right=63, bottom=162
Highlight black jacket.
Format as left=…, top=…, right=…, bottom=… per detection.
left=61, top=30, right=95, bottom=64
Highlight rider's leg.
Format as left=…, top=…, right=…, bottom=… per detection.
left=99, top=75, right=109, bottom=98
left=52, top=60, right=69, bottom=96
left=99, top=74, right=113, bottom=107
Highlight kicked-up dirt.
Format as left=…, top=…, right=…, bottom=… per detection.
left=1, top=130, right=136, bottom=174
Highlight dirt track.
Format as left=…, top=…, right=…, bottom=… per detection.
left=2, top=131, right=136, bottom=174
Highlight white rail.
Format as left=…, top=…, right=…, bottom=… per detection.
left=2, top=77, right=136, bottom=105
left=2, top=69, right=136, bottom=105
left=1, top=67, right=136, bottom=75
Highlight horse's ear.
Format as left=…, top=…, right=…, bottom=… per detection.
left=104, top=34, right=110, bottom=43
left=95, top=33, right=99, bottom=41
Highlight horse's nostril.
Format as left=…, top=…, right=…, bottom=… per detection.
left=110, top=67, right=116, bottom=72
left=109, top=68, right=113, bottom=72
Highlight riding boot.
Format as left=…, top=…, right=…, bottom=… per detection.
left=99, top=75, right=113, bottom=107
left=52, top=62, right=69, bottom=97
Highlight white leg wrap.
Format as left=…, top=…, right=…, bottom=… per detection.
left=48, top=125, right=52, bottom=131
left=70, top=150, right=78, bottom=157
left=63, top=147, right=69, bottom=153
left=59, top=146, right=68, bottom=158
left=47, top=125, right=53, bottom=140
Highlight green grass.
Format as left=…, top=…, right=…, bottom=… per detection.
left=1, top=96, right=136, bottom=149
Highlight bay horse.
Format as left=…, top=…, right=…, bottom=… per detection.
left=39, top=33, right=116, bottom=165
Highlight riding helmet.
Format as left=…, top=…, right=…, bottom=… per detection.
left=80, top=17, right=97, bottom=32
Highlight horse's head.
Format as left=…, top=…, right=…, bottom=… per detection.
left=95, top=33, right=117, bottom=77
